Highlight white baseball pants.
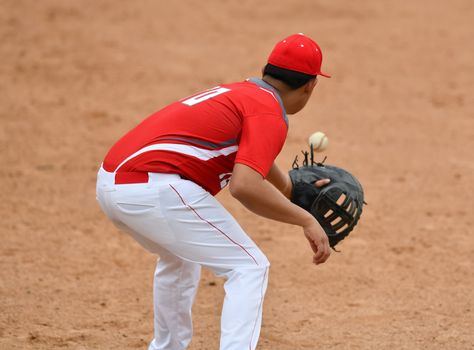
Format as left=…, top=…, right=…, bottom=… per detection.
left=96, top=167, right=269, bottom=350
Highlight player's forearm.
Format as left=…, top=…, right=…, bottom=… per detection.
left=266, top=163, right=293, bottom=199
left=230, top=164, right=313, bottom=227
left=232, top=180, right=313, bottom=226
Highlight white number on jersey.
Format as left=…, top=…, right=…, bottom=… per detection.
left=182, top=87, right=231, bottom=106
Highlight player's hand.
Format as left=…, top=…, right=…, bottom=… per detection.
left=314, top=178, right=330, bottom=188
left=302, top=218, right=331, bottom=265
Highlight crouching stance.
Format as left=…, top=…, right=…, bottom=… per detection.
left=96, top=33, right=331, bottom=350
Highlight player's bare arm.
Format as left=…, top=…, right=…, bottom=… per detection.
left=230, top=163, right=331, bottom=264
left=266, top=162, right=331, bottom=199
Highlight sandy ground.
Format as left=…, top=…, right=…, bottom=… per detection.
left=1, top=0, right=473, bottom=349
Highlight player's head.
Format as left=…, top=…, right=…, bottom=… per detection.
left=262, top=33, right=330, bottom=114
left=263, top=64, right=315, bottom=89
left=263, top=33, right=330, bottom=89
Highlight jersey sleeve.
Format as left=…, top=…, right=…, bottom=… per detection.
left=234, top=113, right=287, bottom=178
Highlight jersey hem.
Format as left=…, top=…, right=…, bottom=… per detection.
left=234, top=159, right=267, bottom=178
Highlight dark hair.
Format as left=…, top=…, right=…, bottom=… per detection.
left=263, top=63, right=316, bottom=89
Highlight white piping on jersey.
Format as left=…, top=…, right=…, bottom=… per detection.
left=258, top=87, right=279, bottom=104
left=115, top=143, right=238, bottom=172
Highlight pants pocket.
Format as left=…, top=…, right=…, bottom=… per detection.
left=116, top=202, right=156, bottom=215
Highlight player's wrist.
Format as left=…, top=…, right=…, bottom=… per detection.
left=299, top=211, right=318, bottom=229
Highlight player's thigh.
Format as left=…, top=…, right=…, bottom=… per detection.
left=158, top=180, right=269, bottom=271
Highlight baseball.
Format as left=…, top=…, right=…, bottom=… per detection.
left=308, top=131, right=329, bottom=151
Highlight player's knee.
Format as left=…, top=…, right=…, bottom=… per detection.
left=254, top=251, right=270, bottom=269
left=230, top=264, right=269, bottom=286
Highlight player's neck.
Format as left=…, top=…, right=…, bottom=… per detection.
left=262, top=76, right=310, bottom=115
left=262, top=76, right=286, bottom=94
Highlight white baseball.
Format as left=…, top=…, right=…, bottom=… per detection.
left=308, top=131, right=329, bottom=151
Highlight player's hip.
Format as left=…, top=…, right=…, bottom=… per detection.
left=96, top=166, right=214, bottom=217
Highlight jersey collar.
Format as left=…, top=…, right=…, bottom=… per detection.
left=247, top=78, right=288, bottom=127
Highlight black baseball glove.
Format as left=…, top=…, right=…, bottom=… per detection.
left=289, top=162, right=365, bottom=249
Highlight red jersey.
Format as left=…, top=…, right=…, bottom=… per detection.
left=102, top=78, right=288, bottom=195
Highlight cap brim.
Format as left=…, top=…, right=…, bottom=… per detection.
left=319, top=72, right=331, bottom=78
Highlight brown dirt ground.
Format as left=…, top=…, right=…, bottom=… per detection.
left=1, top=1, right=473, bottom=349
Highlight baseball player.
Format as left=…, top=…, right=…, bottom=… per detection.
left=96, top=33, right=331, bottom=350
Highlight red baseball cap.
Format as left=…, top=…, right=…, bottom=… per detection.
left=267, top=33, right=331, bottom=78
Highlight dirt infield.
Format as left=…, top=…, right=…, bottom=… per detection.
left=1, top=1, right=473, bottom=349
